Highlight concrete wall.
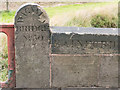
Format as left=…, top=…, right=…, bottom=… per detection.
left=14, top=3, right=119, bottom=89
left=15, top=26, right=119, bottom=88
left=50, top=27, right=119, bottom=88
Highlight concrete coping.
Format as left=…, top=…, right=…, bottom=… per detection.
left=50, top=26, right=119, bottom=36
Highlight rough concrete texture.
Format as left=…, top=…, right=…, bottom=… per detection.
left=61, top=88, right=119, bottom=90
left=51, top=56, right=118, bottom=88
left=51, top=33, right=118, bottom=54
left=0, top=88, right=119, bottom=90
left=118, top=56, right=120, bottom=87
left=98, top=56, right=118, bottom=87
left=15, top=3, right=50, bottom=88
left=51, top=56, right=99, bottom=87
left=0, top=88, right=59, bottom=90
left=50, top=27, right=119, bottom=88
left=51, top=27, right=118, bottom=35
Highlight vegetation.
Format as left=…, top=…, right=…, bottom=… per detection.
left=91, top=14, right=117, bottom=28
left=0, top=2, right=118, bottom=28
left=51, top=3, right=117, bottom=27
left=0, top=58, right=8, bottom=81
left=0, top=11, right=16, bottom=23
left=45, top=2, right=110, bottom=18
left=0, top=34, right=8, bottom=82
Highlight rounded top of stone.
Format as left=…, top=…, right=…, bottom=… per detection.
left=14, top=3, right=49, bottom=26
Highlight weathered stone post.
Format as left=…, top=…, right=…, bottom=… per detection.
left=14, top=3, right=50, bottom=88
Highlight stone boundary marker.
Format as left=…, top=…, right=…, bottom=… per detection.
left=14, top=3, right=119, bottom=89
left=15, top=3, right=51, bottom=88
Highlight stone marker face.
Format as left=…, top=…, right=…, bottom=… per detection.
left=51, top=27, right=118, bottom=54
left=99, top=56, right=118, bottom=87
left=15, top=3, right=50, bottom=88
left=51, top=56, right=118, bottom=87
left=52, top=34, right=118, bottom=54
left=51, top=56, right=99, bottom=87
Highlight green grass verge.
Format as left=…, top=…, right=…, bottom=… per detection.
left=45, top=2, right=111, bottom=18
left=0, top=11, right=16, bottom=23
left=0, top=2, right=113, bottom=23
left=51, top=2, right=117, bottom=27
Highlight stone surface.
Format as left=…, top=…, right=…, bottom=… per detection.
left=50, top=27, right=119, bottom=88
left=15, top=3, right=50, bottom=88
left=0, top=88, right=118, bottom=90
left=98, top=56, right=118, bottom=87
left=0, top=88, right=59, bottom=90
left=51, top=27, right=118, bottom=35
left=61, top=88, right=119, bottom=90
left=51, top=56, right=99, bottom=87
left=51, top=27, right=118, bottom=54
left=51, top=55, right=118, bottom=88
left=118, top=56, right=120, bottom=87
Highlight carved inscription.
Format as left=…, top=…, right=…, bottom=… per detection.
left=15, top=3, right=50, bottom=88
left=16, top=24, right=49, bottom=31
left=23, top=34, right=43, bottom=41
left=17, top=16, right=23, bottom=22
left=16, top=5, right=43, bottom=23
left=52, top=34, right=118, bottom=54
left=54, top=40, right=116, bottom=48
left=85, top=41, right=116, bottom=48
left=15, top=4, right=49, bottom=26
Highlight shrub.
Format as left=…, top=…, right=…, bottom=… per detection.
left=91, top=14, right=118, bottom=28
left=118, top=13, right=120, bottom=28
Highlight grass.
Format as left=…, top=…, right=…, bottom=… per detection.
left=0, top=58, right=8, bottom=81
left=0, top=2, right=116, bottom=24
left=0, top=11, right=16, bottom=23
left=0, top=33, right=8, bottom=82
left=45, top=2, right=111, bottom=18
left=62, top=3, right=118, bottom=27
